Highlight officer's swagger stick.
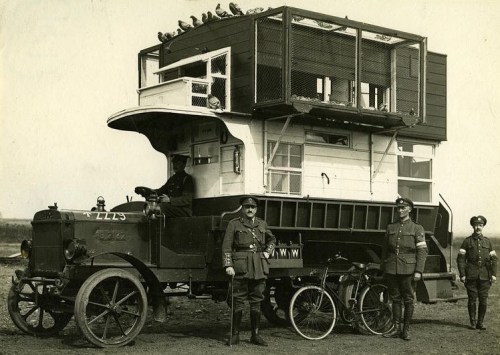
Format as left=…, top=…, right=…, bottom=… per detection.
left=228, top=274, right=234, bottom=347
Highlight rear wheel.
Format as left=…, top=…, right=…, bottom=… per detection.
left=358, top=283, right=393, bottom=335
left=74, top=268, right=147, bottom=348
left=289, top=286, right=337, bottom=340
left=7, top=280, right=72, bottom=336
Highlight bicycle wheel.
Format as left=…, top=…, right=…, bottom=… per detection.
left=358, top=283, right=393, bottom=335
left=289, top=286, right=337, bottom=340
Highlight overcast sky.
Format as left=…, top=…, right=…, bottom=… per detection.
left=1, top=0, right=499, bottom=235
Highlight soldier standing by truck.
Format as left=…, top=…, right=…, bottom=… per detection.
left=457, top=215, right=497, bottom=330
left=382, top=197, right=428, bottom=341
left=222, top=196, right=276, bottom=346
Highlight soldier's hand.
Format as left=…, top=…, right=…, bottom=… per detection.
left=492, top=276, right=497, bottom=283
left=460, top=276, right=466, bottom=283
left=413, top=272, right=422, bottom=281
left=225, top=267, right=235, bottom=276
left=263, top=252, right=270, bottom=259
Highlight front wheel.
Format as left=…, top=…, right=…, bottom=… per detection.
left=7, top=280, right=72, bottom=337
left=289, top=286, right=337, bottom=340
left=74, top=268, right=148, bottom=348
left=358, top=283, right=393, bottom=335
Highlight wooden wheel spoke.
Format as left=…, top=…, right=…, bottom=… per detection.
left=22, top=305, right=39, bottom=320
left=98, top=285, right=112, bottom=305
left=121, top=309, right=141, bottom=318
left=101, top=314, right=112, bottom=340
left=18, top=293, right=35, bottom=302
left=111, top=280, right=120, bottom=303
left=88, top=309, right=111, bottom=325
left=88, top=300, right=110, bottom=309
left=111, top=314, right=127, bottom=336
left=116, top=290, right=138, bottom=306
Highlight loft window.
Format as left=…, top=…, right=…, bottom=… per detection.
left=267, top=142, right=302, bottom=195
left=397, top=141, right=434, bottom=203
left=154, top=47, right=231, bottom=110
left=305, top=131, right=350, bottom=147
left=360, top=82, right=388, bottom=110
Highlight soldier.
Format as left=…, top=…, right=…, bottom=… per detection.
left=382, top=197, right=427, bottom=341
left=155, top=154, right=194, bottom=217
left=222, top=196, right=276, bottom=346
left=457, top=215, right=497, bottom=330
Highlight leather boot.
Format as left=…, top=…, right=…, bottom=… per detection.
left=401, top=303, right=414, bottom=341
left=383, top=302, right=401, bottom=338
left=227, top=311, right=242, bottom=345
left=250, top=311, right=268, bottom=346
left=467, top=302, right=476, bottom=329
left=476, top=303, right=487, bottom=330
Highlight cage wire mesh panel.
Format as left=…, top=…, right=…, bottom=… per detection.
left=290, top=15, right=357, bottom=107
left=394, top=43, right=421, bottom=116
left=192, top=80, right=208, bottom=107
left=255, top=13, right=284, bottom=103
left=361, top=31, right=421, bottom=116
left=210, top=54, right=227, bottom=109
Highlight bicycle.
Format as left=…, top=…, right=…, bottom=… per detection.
left=289, top=254, right=393, bottom=340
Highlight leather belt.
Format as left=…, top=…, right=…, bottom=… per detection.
left=235, top=248, right=263, bottom=253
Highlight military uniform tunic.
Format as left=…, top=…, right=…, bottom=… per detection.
left=381, top=219, right=428, bottom=304
left=156, top=170, right=194, bottom=216
left=457, top=234, right=497, bottom=281
left=222, top=217, right=276, bottom=312
left=457, top=234, right=497, bottom=305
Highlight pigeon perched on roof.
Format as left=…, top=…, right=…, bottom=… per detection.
left=207, top=11, right=219, bottom=21
left=202, top=13, right=208, bottom=23
left=207, top=94, right=222, bottom=110
left=315, top=20, right=333, bottom=29
left=216, top=3, right=232, bottom=18
left=191, top=15, right=203, bottom=27
left=229, top=2, right=244, bottom=16
left=178, top=20, right=193, bottom=31
left=158, top=31, right=174, bottom=43
left=246, top=7, right=264, bottom=15
left=177, top=28, right=184, bottom=35
left=378, top=103, right=388, bottom=112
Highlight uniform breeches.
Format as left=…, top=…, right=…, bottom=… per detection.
left=465, top=279, right=490, bottom=305
left=385, top=274, right=415, bottom=305
left=231, top=278, right=266, bottom=312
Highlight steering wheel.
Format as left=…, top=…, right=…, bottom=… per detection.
left=134, top=186, right=157, bottom=199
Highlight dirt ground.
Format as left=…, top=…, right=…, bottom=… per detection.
left=0, top=261, right=499, bottom=355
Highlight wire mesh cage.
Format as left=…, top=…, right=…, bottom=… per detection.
left=255, top=13, right=284, bottom=103
left=360, top=30, right=421, bottom=117
left=290, top=15, right=357, bottom=107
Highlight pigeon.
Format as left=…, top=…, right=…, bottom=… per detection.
left=409, top=108, right=415, bottom=116
left=178, top=20, right=193, bottom=31
left=207, top=11, right=219, bottom=21
left=207, top=94, right=222, bottom=110
left=229, top=2, right=244, bottom=16
left=157, top=32, right=173, bottom=43
left=216, top=3, right=232, bottom=18
left=191, top=15, right=203, bottom=27
left=315, top=20, right=333, bottom=29
left=378, top=103, right=388, bottom=112
left=292, top=15, right=304, bottom=21
left=201, top=13, right=208, bottom=23
left=246, top=7, right=264, bottom=15
left=177, top=28, right=184, bottom=35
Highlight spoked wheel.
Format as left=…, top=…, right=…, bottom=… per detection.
left=358, top=283, right=393, bottom=335
left=261, top=281, right=293, bottom=326
left=7, top=280, right=73, bottom=336
left=74, top=268, right=148, bottom=348
left=289, top=286, right=337, bottom=340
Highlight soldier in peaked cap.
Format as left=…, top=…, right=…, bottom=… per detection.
left=155, top=154, right=194, bottom=217
left=222, top=195, right=276, bottom=346
left=457, top=215, right=497, bottom=330
left=382, top=197, right=427, bottom=341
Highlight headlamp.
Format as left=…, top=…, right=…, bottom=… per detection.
left=64, top=240, right=87, bottom=261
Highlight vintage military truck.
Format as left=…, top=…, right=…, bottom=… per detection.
left=8, top=4, right=455, bottom=348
